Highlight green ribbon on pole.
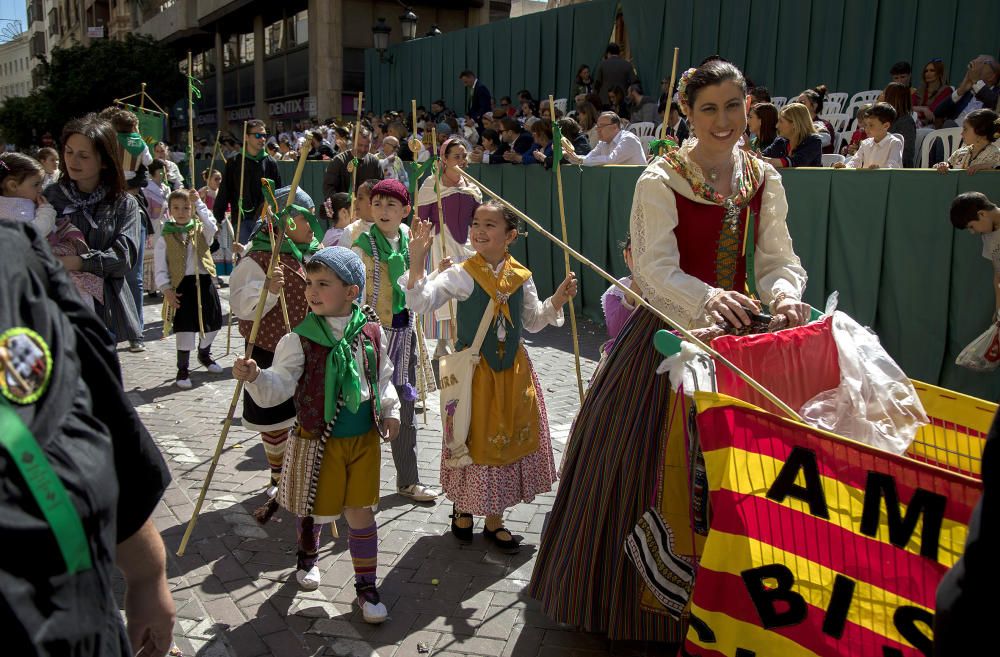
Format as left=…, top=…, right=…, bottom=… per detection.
left=188, top=75, right=203, bottom=100
left=0, top=399, right=93, bottom=574
left=406, top=158, right=436, bottom=219
left=552, top=120, right=564, bottom=167
left=648, top=137, right=679, bottom=156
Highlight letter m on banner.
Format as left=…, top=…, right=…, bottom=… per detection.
left=683, top=394, right=982, bottom=657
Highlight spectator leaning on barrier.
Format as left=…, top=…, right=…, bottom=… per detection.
left=762, top=102, right=823, bottom=168
left=565, top=111, right=647, bottom=166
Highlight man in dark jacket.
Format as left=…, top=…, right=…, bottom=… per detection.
left=0, top=221, right=173, bottom=657
left=213, top=118, right=283, bottom=244
left=934, top=408, right=999, bottom=656
left=460, top=70, right=493, bottom=130
left=593, top=43, right=637, bottom=106
left=935, top=56, right=1000, bottom=124
left=322, top=126, right=383, bottom=202
left=498, top=117, right=534, bottom=159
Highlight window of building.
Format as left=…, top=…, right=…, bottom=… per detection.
left=288, top=10, right=307, bottom=47
left=264, top=19, right=284, bottom=56
left=239, top=32, right=254, bottom=64
left=223, top=34, right=237, bottom=68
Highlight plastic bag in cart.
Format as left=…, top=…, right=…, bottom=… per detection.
left=955, top=321, right=1000, bottom=372
left=799, top=311, right=928, bottom=455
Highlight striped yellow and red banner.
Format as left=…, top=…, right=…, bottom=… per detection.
left=684, top=394, right=982, bottom=657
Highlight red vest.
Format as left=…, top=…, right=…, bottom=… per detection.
left=238, top=251, right=309, bottom=353
left=671, top=183, right=765, bottom=292
left=294, top=322, right=382, bottom=437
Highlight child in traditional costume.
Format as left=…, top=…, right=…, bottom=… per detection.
left=322, top=192, right=352, bottom=247
left=234, top=247, right=398, bottom=622
left=352, top=179, right=440, bottom=503
left=415, top=139, right=481, bottom=355
left=154, top=189, right=224, bottom=388
left=229, top=186, right=320, bottom=494
left=402, top=200, right=577, bottom=553
left=336, top=178, right=378, bottom=248
left=600, top=234, right=641, bottom=356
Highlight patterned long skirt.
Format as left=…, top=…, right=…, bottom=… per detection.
left=528, top=307, right=684, bottom=643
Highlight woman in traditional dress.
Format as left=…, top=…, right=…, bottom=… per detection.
left=528, top=59, right=811, bottom=647
left=415, top=138, right=481, bottom=355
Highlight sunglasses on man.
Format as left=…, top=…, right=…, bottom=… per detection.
left=251, top=132, right=268, bottom=139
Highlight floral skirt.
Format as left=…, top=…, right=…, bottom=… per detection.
left=439, top=352, right=556, bottom=516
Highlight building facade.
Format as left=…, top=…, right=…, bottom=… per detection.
left=135, top=0, right=509, bottom=139
left=0, top=32, right=32, bottom=103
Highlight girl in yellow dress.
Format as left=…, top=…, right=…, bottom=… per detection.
left=402, top=200, right=577, bottom=553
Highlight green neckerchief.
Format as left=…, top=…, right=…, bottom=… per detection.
left=247, top=230, right=320, bottom=262
left=0, top=399, right=92, bottom=574
left=242, top=147, right=267, bottom=163
left=293, top=308, right=369, bottom=422
left=353, top=226, right=409, bottom=314
left=117, top=132, right=146, bottom=157
left=160, top=219, right=197, bottom=235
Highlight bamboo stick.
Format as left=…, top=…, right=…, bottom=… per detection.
left=657, top=48, right=680, bottom=155
left=347, top=92, right=364, bottom=219
left=177, top=143, right=311, bottom=556
left=457, top=168, right=804, bottom=423
left=550, top=94, right=584, bottom=404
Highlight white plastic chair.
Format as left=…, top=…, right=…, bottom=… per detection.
left=639, top=134, right=656, bottom=153
left=771, top=96, right=787, bottom=108
left=822, top=153, right=846, bottom=167
left=553, top=98, right=568, bottom=115
left=834, top=118, right=859, bottom=154
left=844, top=90, right=883, bottom=118
left=918, top=127, right=962, bottom=168
left=821, top=92, right=849, bottom=116
left=627, top=121, right=657, bottom=137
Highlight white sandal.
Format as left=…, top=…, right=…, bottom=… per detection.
left=398, top=483, right=439, bottom=502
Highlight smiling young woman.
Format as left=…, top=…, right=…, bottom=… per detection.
left=529, top=59, right=810, bottom=647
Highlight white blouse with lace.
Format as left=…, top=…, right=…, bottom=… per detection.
left=629, top=141, right=807, bottom=329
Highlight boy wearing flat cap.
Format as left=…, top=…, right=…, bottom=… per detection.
left=234, top=246, right=398, bottom=623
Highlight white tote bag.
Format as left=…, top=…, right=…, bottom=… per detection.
left=439, top=300, right=495, bottom=469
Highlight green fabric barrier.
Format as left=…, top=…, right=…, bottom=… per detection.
left=460, top=164, right=1000, bottom=401
left=367, top=0, right=997, bottom=114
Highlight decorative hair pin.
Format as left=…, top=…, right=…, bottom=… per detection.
left=677, top=68, right=698, bottom=109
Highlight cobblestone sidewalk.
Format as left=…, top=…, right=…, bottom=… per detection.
left=118, top=287, right=663, bottom=657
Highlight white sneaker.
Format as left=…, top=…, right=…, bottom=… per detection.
left=296, top=566, right=321, bottom=590
left=203, top=361, right=224, bottom=374
left=355, top=583, right=388, bottom=624
left=175, top=375, right=193, bottom=389
left=398, top=483, right=439, bottom=502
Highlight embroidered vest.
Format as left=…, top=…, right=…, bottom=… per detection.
left=294, top=321, right=381, bottom=437
left=672, top=184, right=765, bottom=293
left=238, top=250, right=309, bottom=352
left=164, top=227, right=215, bottom=290
left=456, top=281, right=524, bottom=372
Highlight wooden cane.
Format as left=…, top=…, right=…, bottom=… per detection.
left=431, top=127, right=458, bottom=339
left=457, top=169, right=804, bottom=423
left=227, top=121, right=250, bottom=354
left=347, top=92, right=364, bottom=220
left=177, top=143, right=311, bottom=556
left=234, top=120, right=249, bottom=244
left=550, top=94, right=585, bottom=404
left=657, top=48, right=680, bottom=155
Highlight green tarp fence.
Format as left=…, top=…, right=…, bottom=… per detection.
left=265, top=160, right=1000, bottom=401
left=364, top=0, right=999, bottom=114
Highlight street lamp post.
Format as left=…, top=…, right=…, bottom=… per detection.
left=399, top=8, right=418, bottom=41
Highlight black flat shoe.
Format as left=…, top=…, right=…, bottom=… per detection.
left=483, top=525, right=520, bottom=554
left=449, top=511, right=474, bottom=543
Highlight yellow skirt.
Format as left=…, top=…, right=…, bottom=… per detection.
left=467, top=345, right=540, bottom=466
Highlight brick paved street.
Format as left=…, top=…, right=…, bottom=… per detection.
left=118, top=286, right=665, bottom=657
